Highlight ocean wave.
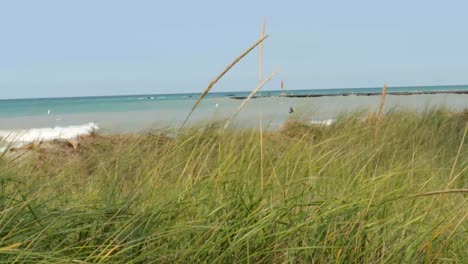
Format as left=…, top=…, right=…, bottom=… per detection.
left=310, top=119, right=334, bottom=126
left=0, top=123, right=99, bottom=145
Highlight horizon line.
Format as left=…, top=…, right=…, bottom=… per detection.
left=1, top=83, right=467, bottom=101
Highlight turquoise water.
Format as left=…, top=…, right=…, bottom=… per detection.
left=0, top=85, right=467, bottom=136
left=1, top=85, right=467, bottom=119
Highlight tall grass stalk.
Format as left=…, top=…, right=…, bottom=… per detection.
left=374, top=83, right=388, bottom=140
left=258, top=17, right=266, bottom=83
left=224, top=71, right=280, bottom=129
left=181, top=35, right=269, bottom=128
left=377, top=83, right=388, bottom=121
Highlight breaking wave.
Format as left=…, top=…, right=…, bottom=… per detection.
left=310, top=119, right=334, bottom=126
left=0, top=122, right=99, bottom=147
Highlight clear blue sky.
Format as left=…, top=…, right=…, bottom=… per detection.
left=1, top=0, right=467, bottom=99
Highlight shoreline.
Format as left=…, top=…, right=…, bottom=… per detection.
left=0, top=93, right=467, bottom=132
left=2, top=108, right=466, bottom=156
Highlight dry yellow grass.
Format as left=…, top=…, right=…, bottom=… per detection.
left=224, top=71, right=280, bottom=129
left=377, top=83, right=388, bottom=121
left=181, top=34, right=269, bottom=128
left=375, top=83, right=388, bottom=139
left=258, top=17, right=266, bottom=83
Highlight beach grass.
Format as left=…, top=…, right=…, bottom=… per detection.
left=0, top=108, right=467, bottom=263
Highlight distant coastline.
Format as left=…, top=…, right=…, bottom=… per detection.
left=229, top=88, right=468, bottom=99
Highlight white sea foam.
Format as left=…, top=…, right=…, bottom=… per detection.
left=0, top=123, right=99, bottom=145
left=310, top=119, right=334, bottom=126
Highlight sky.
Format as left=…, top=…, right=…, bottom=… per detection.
left=1, top=0, right=467, bottom=99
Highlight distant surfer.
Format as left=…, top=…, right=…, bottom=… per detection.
left=288, top=106, right=294, bottom=114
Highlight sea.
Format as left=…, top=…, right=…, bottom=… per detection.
left=1, top=85, right=467, bottom=150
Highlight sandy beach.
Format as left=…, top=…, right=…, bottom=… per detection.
left=1, top=93, right=467, bottom=132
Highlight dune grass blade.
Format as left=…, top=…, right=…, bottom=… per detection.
left=224, top=71, right=279, bottom=129
left=180, top=35, right=269, bottom=128
left=447, top=124, right=467, bottom=187
left=258, top=17, right=266, bottom=83
left=377, top=83, right=388, bottom=121
left=374, top=83, right=388, bottom=140
left=410, top=189, right=468, bottom=197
